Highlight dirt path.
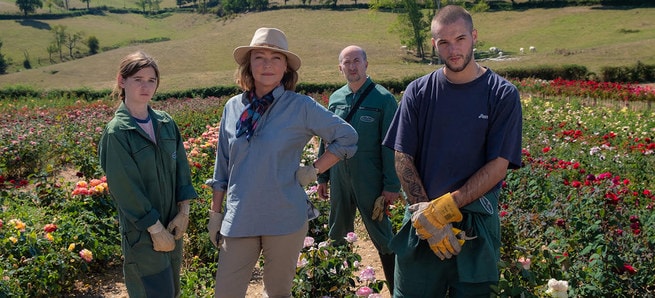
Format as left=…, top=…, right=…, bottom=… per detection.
left=75, top=220, right=390, bottom=298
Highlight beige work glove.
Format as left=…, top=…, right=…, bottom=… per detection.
left=372, top=195, right=386, bottom=221
left=415, top=215, right=475, bottom=260
left=409, top=192, right=463, bottom=237
left=167, top=201, right=190, bottom=240
left=207, top=210, right=224, bottom=248
left=296, top=165, right=318, bottom=187
left=147, top=220, right=176, bottom=252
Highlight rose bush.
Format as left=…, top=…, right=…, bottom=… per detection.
left=0, top=80, right=654, bottom=296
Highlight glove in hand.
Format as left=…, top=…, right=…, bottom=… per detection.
left=409, top=193, right=463, bottom=237
left=425, top=226, right=462, bottom=260
left=167, top=201, right=190, bottom=240
left=207, top=210, right=224, bottom=248
left=147, top=220, right=176, bottom=252
left=372, top=195, right=386, bottom=221
left=296, top=165, right=318, bottom=187
left=419, top=218, right=475, bottom=260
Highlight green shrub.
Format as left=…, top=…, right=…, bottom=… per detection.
left=601, top=61, right=655, bottom=83
left=498, top=64, right=588, bottom=81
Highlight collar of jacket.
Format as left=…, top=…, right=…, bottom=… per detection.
left=114, top=101, right=171, bottom=130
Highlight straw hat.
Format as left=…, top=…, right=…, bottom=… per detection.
left=233, top=27, right=302, bottom=71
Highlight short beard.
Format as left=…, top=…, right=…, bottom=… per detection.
left=346, top=73, right=362, bottom=84
left=442, top=50, right=474, bottom=73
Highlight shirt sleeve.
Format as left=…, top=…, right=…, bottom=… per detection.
left=206, top=107, right=231, bottom=192
left=305, top=97, right=358, bottom=160
left=380, top=93, right=401, bottom=192
left=317, top=140, right=330, bottom=183
left=382, top=79, right=421, bottom=158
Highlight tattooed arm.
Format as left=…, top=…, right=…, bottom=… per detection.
left=451, top=157, right=509, bottom=207
left=396, top=151, right=509, bottom=207
left=394, top=151, right=429, bottom=205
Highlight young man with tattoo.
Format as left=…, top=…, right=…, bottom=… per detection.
left=382, top=5, right=523, bottom=297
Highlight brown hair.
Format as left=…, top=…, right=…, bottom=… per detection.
left=111, top=51, right=160, bottom=101
left=234, top=51, right=298, bottom=92
left=432, top=5, right=474, bottom=37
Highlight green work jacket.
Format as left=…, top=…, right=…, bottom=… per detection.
left=99, top=103, right=197, bottom=236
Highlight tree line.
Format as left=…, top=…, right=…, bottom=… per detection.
left=13, top=0, right=655, bottom=18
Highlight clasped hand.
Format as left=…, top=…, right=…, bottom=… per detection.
left=167, top=201, right=190, bottom=240
left=409, top=193, right=473, bottom=260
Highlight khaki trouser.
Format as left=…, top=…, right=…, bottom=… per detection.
left=214, top=222, right=308, bottom=298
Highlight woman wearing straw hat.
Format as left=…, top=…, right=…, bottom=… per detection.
left=205, top=27, right=358, bottom=297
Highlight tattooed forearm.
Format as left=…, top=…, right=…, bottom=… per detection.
left=395, top=151, right=429, bottom=204
left=453, top=157, right=509, bottom=207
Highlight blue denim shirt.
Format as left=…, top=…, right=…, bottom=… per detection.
left=206, top=86, right=358, bottom=237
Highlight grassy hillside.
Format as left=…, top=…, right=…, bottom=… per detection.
left=0, top=6, right=653, bottom=92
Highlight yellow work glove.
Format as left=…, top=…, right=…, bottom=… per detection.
left=207, top=210, right=224, bottom=248
left=371, top=195, right=386, bottom=222
left=409, top=192, right=463, bottom=237
left=296, top=165, right=318, bottom=187
left=167, top=201, right=190, bottom=240
left=147, top=220, right=176, bottom=252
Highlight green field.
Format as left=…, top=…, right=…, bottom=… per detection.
left=0, top=5, right=654, bottom=92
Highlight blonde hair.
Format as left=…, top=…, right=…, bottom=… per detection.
left=234, top=51, right=298, bottom=92
left=111, top=51, right=160, bottom=101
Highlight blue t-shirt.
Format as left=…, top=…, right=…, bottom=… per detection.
left=382, top=68, right=522, bottom=200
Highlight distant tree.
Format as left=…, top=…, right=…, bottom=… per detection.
left=44, top=0, right=53, bottom=12
left=248, top=0, right=267, bottom=10
left=135, top=0, right=148, bottom=13
left=0, top=41, right=7, bottom=75
left=80, top=0, right=90, bottom=9
left=397, top=0, right=429, bottom=59
left=87, top=36, right=99, bottom=55
left=198, top=0, right=208, bottom=13
left=65, top=31, right=84, bottom=59
left=47, top=43, right=58, bottom=63
left=16, top=0, right=43, bottom=16
left=51, top=25, right=67, bottom=61
left=221, top=0, right=247, bottom=13
left=150, top=0, right=162, bottom=12
left=135, top=0, right=161, bottom=13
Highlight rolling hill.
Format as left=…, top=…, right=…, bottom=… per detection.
left=0, top=6, right=653, bottom=92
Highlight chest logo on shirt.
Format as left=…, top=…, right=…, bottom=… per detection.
left=478, top=114, right=489, bottom=120
left=171, top=151, right=177, bottom=160
left=360, top=116, right=375, bottom=123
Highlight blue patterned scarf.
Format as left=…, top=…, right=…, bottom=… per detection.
left=236, top=91, right=274, bottom=141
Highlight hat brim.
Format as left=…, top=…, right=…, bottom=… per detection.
left=233, top=46, right=302, bottom=71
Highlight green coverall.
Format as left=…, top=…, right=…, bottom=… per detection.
left=99, top=103, right=197, bottom=298
left=318, top=79, right=400, bottom=254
